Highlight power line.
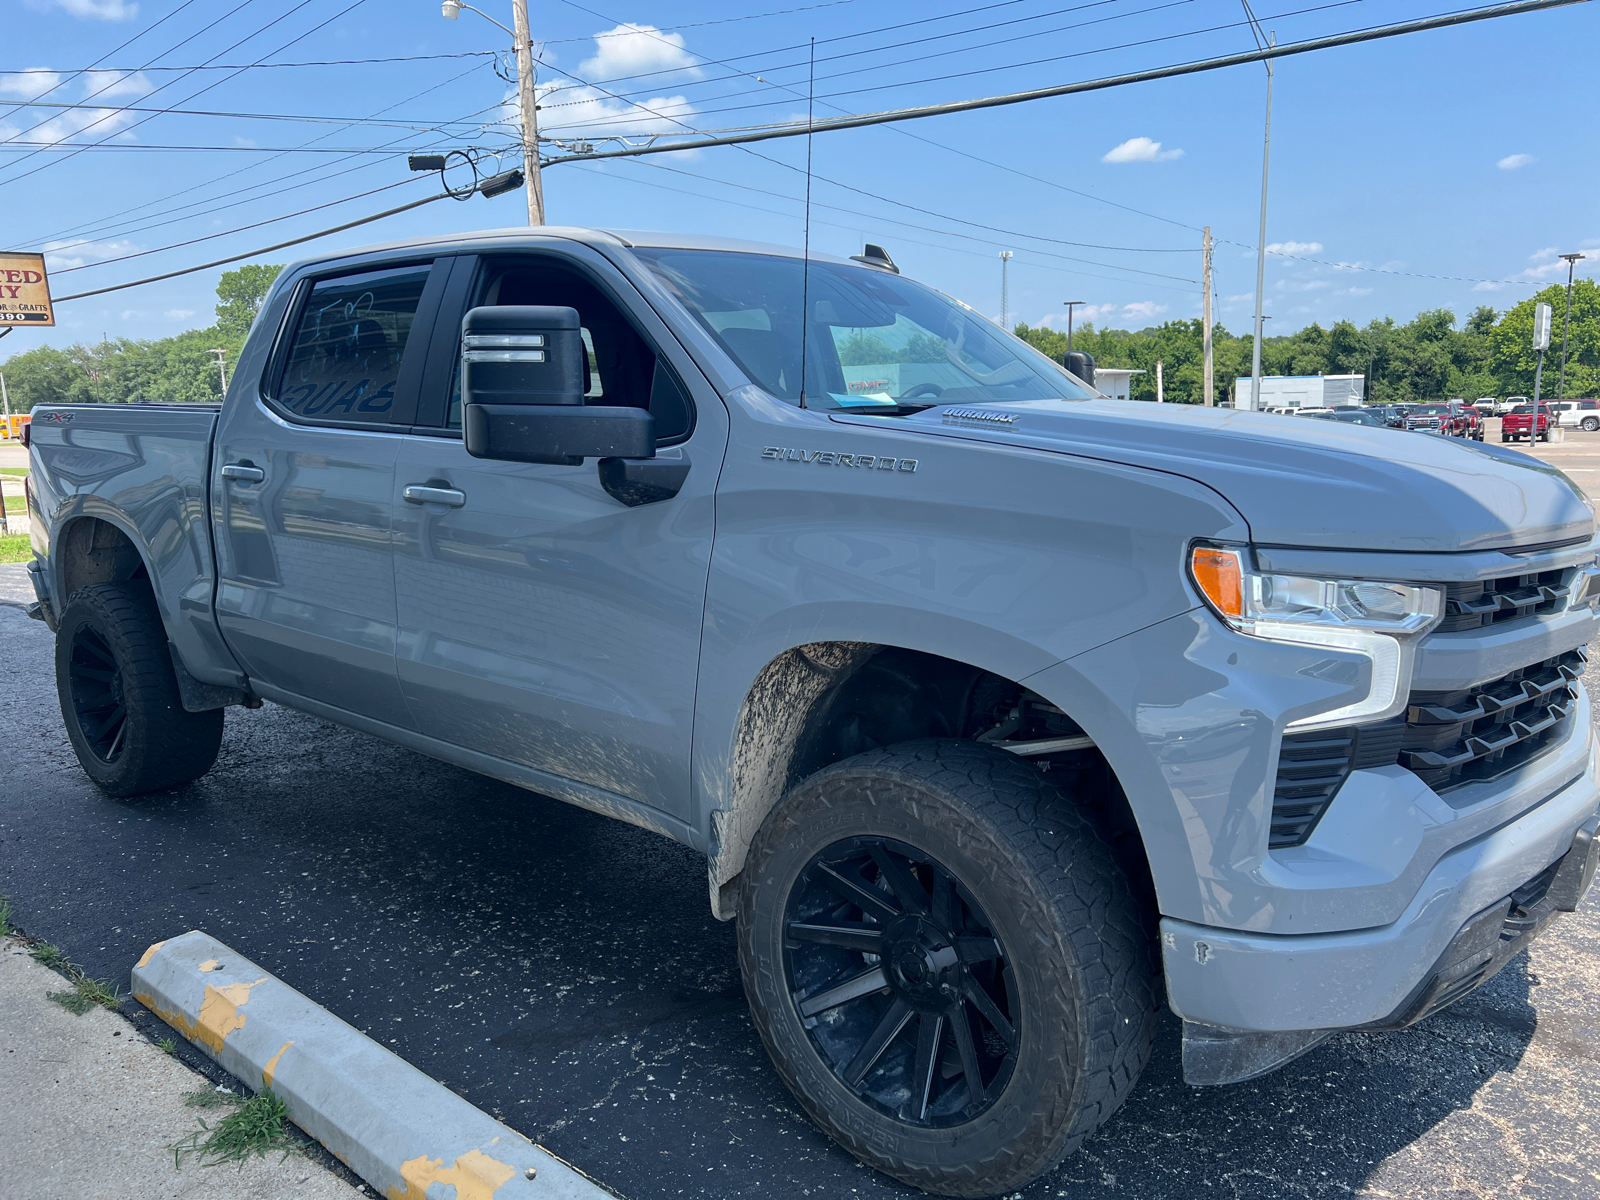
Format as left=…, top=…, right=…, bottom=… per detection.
left=50, top=188, right=474, bottom=305
left=543, top=1, right=1589, bottom=163
left=22, top=62, right=500, bottom=252
left=0, top=0, right=370, bottom=191
left=49, top=176, right=432, bottom=275
left=0, top=51, right=498, bottom=74
left=5, top=99, right=513, bottom=132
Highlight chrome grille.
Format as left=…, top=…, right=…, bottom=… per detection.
left=1400, top=648, right=1585, bottom=791
left=1436, top=568, right=1574, bottom=632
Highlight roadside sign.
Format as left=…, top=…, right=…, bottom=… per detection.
left=1534, top=302, right=1553, bottom=351
left=0, top=251, right=54, bottom=328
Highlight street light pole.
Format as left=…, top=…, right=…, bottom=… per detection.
left=443, top=1, right=545, bottom=224
left=1062, top=300, right=1086, bottom=353
left=1202, top=226, right=1214, bottom=406
left=1243, top=2, right=1274, bottom=415
left=1557, top=252, right=1585, bottom=400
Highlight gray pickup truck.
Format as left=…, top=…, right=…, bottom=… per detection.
left=23, top=227, right=1600, bottom=1197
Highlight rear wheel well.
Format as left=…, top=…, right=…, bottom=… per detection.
left=713, top=643, right=1157, bottom=924
left=56, top=517, right=151, bottom=606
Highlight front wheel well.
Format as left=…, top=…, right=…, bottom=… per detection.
left=712, top=643, right=1157, bottom=925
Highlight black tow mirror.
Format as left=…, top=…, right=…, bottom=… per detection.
left=461, top=304, right=658, bottom=466
left=1061, top=350, right=1096, bottom=388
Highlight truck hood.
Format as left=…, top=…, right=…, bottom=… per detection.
left=832, top=399, right=1594, bottom=553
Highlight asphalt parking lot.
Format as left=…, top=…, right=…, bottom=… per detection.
left=4, top=425, right=1600, bottom=1199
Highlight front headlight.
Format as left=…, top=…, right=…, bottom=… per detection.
left=1190, top=545, right=1443, bottom=731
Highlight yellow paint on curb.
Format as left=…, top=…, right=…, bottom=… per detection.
left=198, top=958, right=221, bottom=972
left=262, top=1040, right=294, bottom=1089
left=194, top=977, right=267, bottom=1053
left=386, top=1148, right=518, bottom=1199
left=134, top=991, right=202, bottom=1044
left=135, top=940, right=167, bottom=969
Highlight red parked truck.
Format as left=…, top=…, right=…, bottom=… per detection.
left=1502, top=403, right=1552, bottom=442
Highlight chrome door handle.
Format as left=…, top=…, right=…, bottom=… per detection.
left=403, top=484, right=466, bottom=507
left=221, top=464, right=265, bottom=483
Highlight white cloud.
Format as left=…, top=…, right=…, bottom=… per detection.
left=1123, top=301, right=1168, bottom=320
left=55, top=0, right=138, bottom=17
left=1101, top=136, right=1183, bottom=164
left=1039, top=303, right=1117, bottom=329
left=0, top=68, right=63, bottom=100
left=83, top=69, right=151, bottom=101
left=1264, top=241, right=1323, bottom=256
left=42, top=237, right=138, bottom=269
left=164, top=308, right=194, bottom=321
left=535, top=26, right=703, bottom=142
left=1497, top=153, right=1535, bottom=170
left=579, top=23, right=696, bottom=80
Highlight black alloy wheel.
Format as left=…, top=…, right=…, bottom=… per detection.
left=68, top=624, right=129, bottom=762
left=55, top=581, right=224, bottom=796
left=784, top=836, right=1017, bottom=1127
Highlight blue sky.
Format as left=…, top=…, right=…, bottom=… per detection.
left=2, top=0, right=1596, bottom=366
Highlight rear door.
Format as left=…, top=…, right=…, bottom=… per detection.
left=213, top=258, right=446, bottom=727
left=389, top=247, right=727, bottom=821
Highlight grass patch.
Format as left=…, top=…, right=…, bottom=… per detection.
left=31, top=940, right=121, bottom=1014
left=0, top=533, right=30, bottom=564
left=0, top=468, right=27, bottom=477
left=158, top=1037, right=177, bottom=1055
left=0, top=896, right=14, bottom=938
left=175, top=1089, right=298, bottom=1168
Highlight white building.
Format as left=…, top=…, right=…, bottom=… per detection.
left=1092, top=368, right=1146, bottom=401
left=1234, top=373, right=1365, bottom=411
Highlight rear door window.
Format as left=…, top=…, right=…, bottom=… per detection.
left=271, top=263, right=432, bottom=425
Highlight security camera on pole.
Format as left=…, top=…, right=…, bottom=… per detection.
left=1532, top=301, right=1553, bottom=407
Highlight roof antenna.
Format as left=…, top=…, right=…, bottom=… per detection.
left=798, top=36, right=815, bottom=410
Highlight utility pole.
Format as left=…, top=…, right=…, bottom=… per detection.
left=1558, top=252, right=1585, bottom=400
left=511, top=0, right=545, bottom=225
left=1062, top=300, right=1085, bottom=353
left=1202, top=226, right=1214, bottom=407
left=999, top=251, right=1013, bottom=329
left=209, top=348, right=228, bottom=397
left=1243, top=3, right=1274, bottom=416
left=443, top=1, right=544, bottom=224
left=1156, top=359, right=1165, bottom=403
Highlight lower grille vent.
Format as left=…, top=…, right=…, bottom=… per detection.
left=1271, top=719, right=1406, bottom=849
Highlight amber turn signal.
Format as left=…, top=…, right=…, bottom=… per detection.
left=1191, top=546, right=1244, bottom=618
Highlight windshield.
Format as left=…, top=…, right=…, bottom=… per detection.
left=631, top=248, right=1095, bottom=409
left=1510, top=405, right=1534, bottom=415
left=1413, top=405, right=1449, bottom=415
left=1332, top=411, right=1382, bottom=424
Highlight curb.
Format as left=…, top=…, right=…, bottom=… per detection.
left=133, top=930, right=614, bottom=1200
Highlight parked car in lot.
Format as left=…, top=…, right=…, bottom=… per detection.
left=1308, top=408, right=1389, bottom=428
left=1457, top=402, right=1486, bottom=441
left=1405, top=402, right=1469, bottom=436
left=1549, top=400, right=1600, bottom=431
left=1503, top=403, right=1552, bottom=442
left=21, top=228, right=1600, bottom=1198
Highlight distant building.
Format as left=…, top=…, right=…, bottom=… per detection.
left=1234, top=374, right=1366, bottom=411
left=1093, top=368, right=1146, bottom=401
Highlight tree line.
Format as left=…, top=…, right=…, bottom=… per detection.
left=2, top=265, right=1596, bottom=412
left=1013, top=279, right=1600, bottom=406
left=0, top=263, right=281, bottom=411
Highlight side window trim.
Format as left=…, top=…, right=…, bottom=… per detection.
left=412, top=255, right=480, bottom=430
left=259, top=257, right=442, bottom=432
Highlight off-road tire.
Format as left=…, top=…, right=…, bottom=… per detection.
left=737, top=739, right=1159, bottom=1197
left=1540, top=428, right=1551, bottom=442
left=55, top=582, right=223, bottom=797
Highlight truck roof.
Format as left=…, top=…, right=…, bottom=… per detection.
left=279, top=224, right=859, bottom=278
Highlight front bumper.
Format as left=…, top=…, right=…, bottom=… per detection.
left=1161, top=744, right=1600, bottom=1033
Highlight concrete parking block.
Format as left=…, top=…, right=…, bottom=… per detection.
left=133, top=930, right=615, bottom=1200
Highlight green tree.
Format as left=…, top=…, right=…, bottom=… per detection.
left=213, top=262, right=283, bottom=339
